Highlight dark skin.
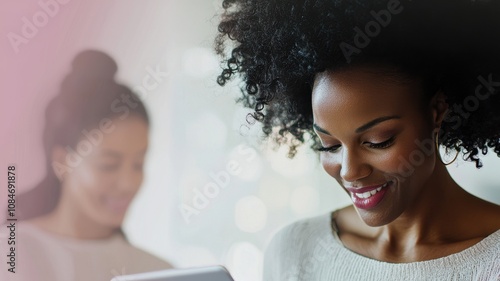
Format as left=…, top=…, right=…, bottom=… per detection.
left=311, top=66, right=500, bottom=263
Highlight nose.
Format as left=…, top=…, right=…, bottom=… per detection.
left=339, top=147, right=372, bottom=183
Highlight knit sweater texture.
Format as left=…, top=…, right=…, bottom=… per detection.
left=263, top=211, right=500, bottom=281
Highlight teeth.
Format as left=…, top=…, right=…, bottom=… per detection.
left=359, top=191, right=371, bottom=198
left=356, top=182, right=390, bottom=199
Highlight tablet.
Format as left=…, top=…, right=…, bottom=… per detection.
left=110, top=266, right=235, bottom=281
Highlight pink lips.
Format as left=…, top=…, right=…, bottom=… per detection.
left=345, top=181, right=392, bottom=210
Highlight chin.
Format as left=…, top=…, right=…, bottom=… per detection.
left=91, top=211, right=127, bottom=229
left=104, top=215, right=126, bottom=228
left=357, top=207, right=402, bottom=227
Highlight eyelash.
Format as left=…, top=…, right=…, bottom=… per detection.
left=317, top=136, right=396, bottom=153
left=317, top=145, right=341, bottom=153
left=367, top=136, right=396, bottom=149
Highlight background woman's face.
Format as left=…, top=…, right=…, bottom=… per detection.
left=59, top=115, right=149, bottom=228
left=312, top=67, right=438, bottom=226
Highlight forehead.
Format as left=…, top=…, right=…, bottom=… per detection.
left=311, top=67, right=422, bottom=129
left=86, top=115, right=149, bottom=156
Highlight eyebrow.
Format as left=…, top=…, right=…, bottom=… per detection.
left=313, top=115, right=401, bottom=135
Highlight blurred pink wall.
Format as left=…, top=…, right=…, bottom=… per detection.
left=0, top=0, right=175, bottom=217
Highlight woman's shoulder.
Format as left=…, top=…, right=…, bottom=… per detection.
left=3, top=220, right=173, bottom=268
left=74, top=232, right=174, bottom=271
left=271, top=212, right=334, bottom=241
left=264, top=211, right=343, bottom=257
left=121, top=242, right=173, bottom=269
left=262, top=211, right=346, bottom=280
left=458, top=195, right=500, bottom=240
left=0, top=220, right=48, bottom=245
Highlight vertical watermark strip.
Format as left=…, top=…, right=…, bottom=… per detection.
left=6, top=165, right=17, bottom=274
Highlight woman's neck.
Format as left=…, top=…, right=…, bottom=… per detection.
left=380, top=162, right=489, bottom=246
left=337, top=162, right=500, bottom=263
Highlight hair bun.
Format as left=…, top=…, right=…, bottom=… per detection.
left=69, top=49, right=118, bottom=82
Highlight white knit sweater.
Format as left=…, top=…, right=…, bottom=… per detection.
left=263, top=212, right=500, bottom=281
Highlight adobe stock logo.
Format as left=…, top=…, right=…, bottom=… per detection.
left=7, top=0, right=71, bottom=54
left=444, top=74, right=500, bottom=130
left=179, top=144, right=257, bottom=224
left=340, top=0, right=404, bottom=63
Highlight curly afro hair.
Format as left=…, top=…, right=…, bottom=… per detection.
left=215, top=0, right=500, bottom=167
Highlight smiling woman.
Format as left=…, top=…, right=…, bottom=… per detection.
left=215, top=0, right=500, bottom=280
left=1, top=50, right=172, bottom=281
left=311, top=66, right=446, bottom=227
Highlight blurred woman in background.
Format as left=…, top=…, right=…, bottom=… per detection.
left=1, top=50, right=172, bottom=281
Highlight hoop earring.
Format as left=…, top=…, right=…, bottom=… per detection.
left=434, top=132, right=459, bottom=165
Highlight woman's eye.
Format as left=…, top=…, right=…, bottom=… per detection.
left=317, top=144, right=341, bottom=153
left=366, top=136, right=395, bottom=149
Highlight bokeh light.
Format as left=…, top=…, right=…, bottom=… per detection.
left=290, top=185, right=320, bottom=216
left=258, top=179, right=292, bottom=211
left=182, top=47, right=219, bottom=78
left=234, top=196, right=268, bottom=233
left=227, top=144, right=263, bottom=182
left=225, top=242, right=263, bottom=281
left=185, top=111, right=227, bottom=150
left=265, top=145, right=316, bottom=177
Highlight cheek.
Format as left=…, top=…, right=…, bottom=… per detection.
left=375, top=145, right=416, bottom=175
left=68, top=164, right=116, bottom=203
left=129, top=168, right=144, bottom=186
left=383, top=137, right=436, bottom=182
left=319, top=143, right=435, bottom=182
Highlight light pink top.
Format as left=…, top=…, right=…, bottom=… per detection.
left=0, top=221, right=172, bottom=281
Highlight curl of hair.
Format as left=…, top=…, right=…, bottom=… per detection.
left=215, top=0, right=500, bottom=166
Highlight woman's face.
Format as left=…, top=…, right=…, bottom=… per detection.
left=57, top=115, right=149, bottom=228
left=312, top=67, right=440, bottom=226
